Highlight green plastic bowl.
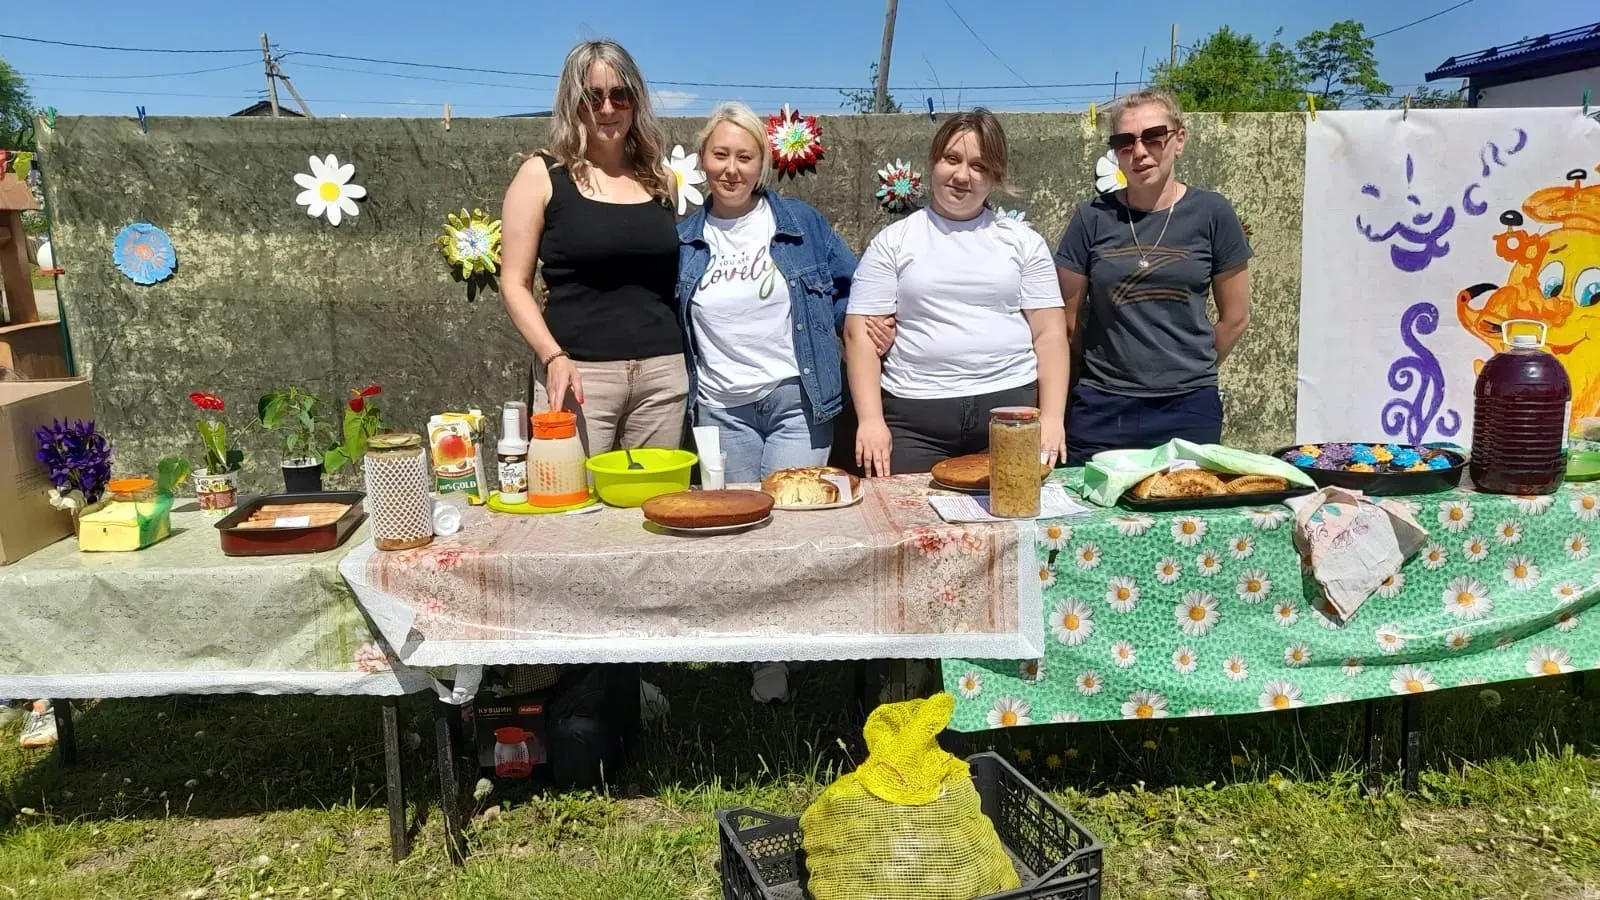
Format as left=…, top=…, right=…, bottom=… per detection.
left=586, top=449, right=699, bottom=507
left=1568, top=450, right=1600, bottom=482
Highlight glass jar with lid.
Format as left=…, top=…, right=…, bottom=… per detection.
left=989, top=407, right=1042, bottom=518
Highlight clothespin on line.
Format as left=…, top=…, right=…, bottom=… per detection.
left=44, top=107, right=57, bottom=131
left=1306, top=93, right=1316, bottom=120
left=1088, top=102, right=1097, bottom=127
left=444, top=103, right=452, bottom=131
left=1584, top=89, right=1591, bottom=116
left=136, top=105, right=148, bottom=134
left=1402, top=94, right=1411, bottom=121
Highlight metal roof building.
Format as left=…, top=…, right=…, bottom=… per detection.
left=1425, top=21, right=1600, bottom=108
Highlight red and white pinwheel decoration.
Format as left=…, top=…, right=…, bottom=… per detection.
left=767, top=104, right=825, bottom=177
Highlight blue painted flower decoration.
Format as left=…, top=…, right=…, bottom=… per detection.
left=112, top=223, right=177, bottom=285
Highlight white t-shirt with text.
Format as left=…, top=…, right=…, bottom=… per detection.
left=690, top=197, right=800, bottom=408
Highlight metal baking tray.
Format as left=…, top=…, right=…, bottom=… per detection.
left=214, top=492, right=367, bottom=556
left=1118, top=486, right=1313, bottom=511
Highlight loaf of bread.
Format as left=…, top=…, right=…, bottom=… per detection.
left=1130, top=469, right=1229, bottom=499
left=761, top=466, right=860, bottom=506
left=642, top=490, right=774, bottom=529
left=932, top=454, right=1053, bottom=490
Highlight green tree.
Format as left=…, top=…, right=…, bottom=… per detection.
left=1397, top=83, right=1467, bottom=109
left=839, top=62, right=902, bottom=114
left=0, top=55, right=34, bottom=149
left=1296, top=20, right=1390, bottom=110
left=1149, top=26, right=1303, bottom=113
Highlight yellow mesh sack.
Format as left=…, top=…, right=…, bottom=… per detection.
left=799, top=694, right=1020, bottom=900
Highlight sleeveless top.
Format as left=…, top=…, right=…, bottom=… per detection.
left=537, top=154, right=683, bottom=361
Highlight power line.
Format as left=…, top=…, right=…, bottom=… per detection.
left=940, top=0, right=1032, bottom=87
left=1370, top=0, right=1476, bottom=39
left=0, top=31, right=255, bottom=54
left=19, top=62, right=259, bottom=80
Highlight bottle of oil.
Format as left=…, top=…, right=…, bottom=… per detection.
left=1470, top=320, right=1571, bottom=495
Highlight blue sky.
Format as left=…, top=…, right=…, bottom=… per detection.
left=4, top=0, right=1596, bottom=118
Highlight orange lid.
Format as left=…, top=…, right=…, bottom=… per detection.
left=531, top=411, right=578, bottom=440
left=107, top=478, right=154, bottom=493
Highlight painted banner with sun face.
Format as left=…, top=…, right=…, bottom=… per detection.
left=1297, top=108, right=1600, bottom=447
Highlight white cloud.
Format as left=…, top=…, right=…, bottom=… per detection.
left=654, top=90, right=698, bottom=111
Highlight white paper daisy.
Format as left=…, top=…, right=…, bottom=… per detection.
left=1567, top=534, right=1591, bottom=561
left=1495, top=520, right=1524, bottom=546
left=1223, top=654, right=1249, bottom=682
left=1195, top=549, right=1224, bottom=578
left=1110, top=640, right=1138, bottom=669
left=1555, top=610, right=1580, bottom=633
left=1050, top=710, right=1081, bottom=724
left=987, top=696, right=1033, bottom=728
left=1075, top=543, right=1103, bottom=571
left=1094, top=149, right=1127, bottom=194
left=1245, top=507, right=1288, bottom=530
left=1121, top=689, right=1169, bottom=719
left=956, top=670, right=984, bottom=699
left=1112, top=513, right=1155, bottom=537
left=1259, top=680, right=1305, bottom=711
left=1420, top=543, right=1449, bottom=570
left=1273, top=601, right=1299, bottom=627
left=1552, top=581, right=1583, bottom=606
left=1322, top=692, right=1353, bottom=705
left=1039, top=522, right=1073, bottom=551
left=1571, top=492, right=1599, bottom=521
left=1445, top=628, right=1472, bottom=651
left=1038, top=565, right=1057, bottom=590
left=1155, top=557, right=1182, bottom=585
left=1376, top=572, right=1405, bottom=599
left=1390, top=666, right=1439, bottom=694
left=1462, top=535, right=1490, bottom=563
left=1342, top=657, right=1365, bottom=676
left=1236, top=569, right=1272, bottom=603
left=1526, top=645, right=1574, bottom=677
left=1105, top=576, right=1140, bottom=613
left=1438, top=500, right=1475, bottom=532
left=1503, top=555, right=1541, bottom=590
left=293, top=153, right=366, bottom=226
left=1228, top=534, right=1255, bottom=561
left=1284, top=642, right=1312, bottom=668
left=1443, top=577, right=1492, bottom=620
left=1185, top=708, right=1215, bottom=717
left=663, top=145, right=706, bottom=215
left=1076, top=670, right=1104, bottom=696
left=1176, top=592, right=1220, bottom=637
left=1051, top=598, right=1095, bottom=646
left=1171, top=516, right=1207, bottom=547
left=1172, top=645, right=1199, bottom=675
left=1375, top=623, right=1407, bottom=654
left=1513, top=494, right=1555, bottom=515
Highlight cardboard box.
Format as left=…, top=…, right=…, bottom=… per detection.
left=469, top=694, right=548, bottom=778
left=1, top=377, right=94, bottom=564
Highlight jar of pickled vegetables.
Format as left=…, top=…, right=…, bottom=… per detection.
left=989, top=407, right=1042, bottom=518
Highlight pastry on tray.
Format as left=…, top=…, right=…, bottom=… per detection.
left=1130, top=469, right=1229, bottom=499
left=233, top=502, right=353, bottom=529
left=931, top=453, right=1052, bottom=490
left=761, top=466, right=860, bottom=506
left=1223, top=474, right=1289, bottom=494
left=642, top=489, right=774, bottom=529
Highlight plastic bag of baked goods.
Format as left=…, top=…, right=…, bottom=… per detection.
left=799, top=694, right=1019, bottom=900
left=1082, top=438, right=1314, bottom=506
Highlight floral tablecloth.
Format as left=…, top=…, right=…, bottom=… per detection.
left=0, top=511, right=431, bottom=698
left=341, top=476, right=1042, bottom=668
left=943, top=478, right=1600, bottom=731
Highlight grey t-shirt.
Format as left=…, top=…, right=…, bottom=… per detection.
left=1054, top=188, right=1252, bottom=397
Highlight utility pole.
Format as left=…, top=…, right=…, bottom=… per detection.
left=1170, top=24, right=1179, bottom=69
left=875, top=0, right=899, bottom=114
left=260, top=32, right=281, bottom=117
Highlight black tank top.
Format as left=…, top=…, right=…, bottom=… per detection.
left=538, top=154, right=682, bottom=361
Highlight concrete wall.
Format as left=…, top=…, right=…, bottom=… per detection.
left=37, top=112, right=1304, bottom=490
left=1474, top=67, right=1600, bottom=108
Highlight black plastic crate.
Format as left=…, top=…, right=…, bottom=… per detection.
left=718, top=752, right=1103, bottom=900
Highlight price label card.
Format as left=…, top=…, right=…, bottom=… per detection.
left=273, top=516, right=312, bottom=528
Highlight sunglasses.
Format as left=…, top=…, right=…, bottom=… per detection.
left=582, top=87, right=634, bottom=110
left=1108, top=125, right=1175, bottom=154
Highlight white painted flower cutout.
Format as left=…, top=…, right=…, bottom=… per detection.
left=1095, top=150, right=1127, bottom=194
left=663, top=145, right=705, bottom=216
left=294, top=154, right=366, bottom=226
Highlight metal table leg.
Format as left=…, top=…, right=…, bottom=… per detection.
left=1362, top=700, right=1381, bottom=796
left=381, top=697, right=410, bottom=861
left=53, top=700, right=76, bottom=766
left=434, top=699, right=467, bottom=865
left=1401, top=695, right=1421, bottom=793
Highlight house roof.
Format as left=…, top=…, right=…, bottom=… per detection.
left=231, top=100, right=305, bottom=117
left=1426, top=21, right=1600, bottom=81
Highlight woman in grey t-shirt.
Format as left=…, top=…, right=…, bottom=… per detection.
left=1055, top=90, right=1253, bottom=465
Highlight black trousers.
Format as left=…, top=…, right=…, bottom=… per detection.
left=881, top=382, right=1040, bottom=475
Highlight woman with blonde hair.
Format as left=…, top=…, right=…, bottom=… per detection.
left=1055, top=90, right=1252, bottom=463
left=502, top=39, right=687, bottom=454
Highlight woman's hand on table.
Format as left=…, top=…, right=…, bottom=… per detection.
left=856, top=418, right=894, bottom=477
left=545, top=355, right=584, bottom=407
left=863, top=315, right=897, bottom=357
left=1041, top=416, right=1066, bottom=467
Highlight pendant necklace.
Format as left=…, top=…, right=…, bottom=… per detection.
left=1127, top=191, right=1175, bottom=269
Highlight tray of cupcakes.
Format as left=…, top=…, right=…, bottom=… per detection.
left=1272, top=442, right=1468, bottom=495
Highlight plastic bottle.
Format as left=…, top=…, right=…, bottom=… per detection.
left=1469, top=320, right=1571, bottom=495
left=497, top=403, right=529, bottom=504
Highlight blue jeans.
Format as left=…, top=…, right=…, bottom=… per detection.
left=696, top=379, right=833, bottom=484
left=1066, top=382, right=1224, bottom=465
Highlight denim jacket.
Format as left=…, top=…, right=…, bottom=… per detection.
left=677, top=189, right=857, bottom=424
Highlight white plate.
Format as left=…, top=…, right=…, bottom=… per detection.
left=652, top=514, right=773, bottom=535
left=773, top=492, right=865, bottom=511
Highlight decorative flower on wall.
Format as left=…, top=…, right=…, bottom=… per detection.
left=768, top=104, right=825, bottom=177
left=437, top=209, right=503, bottom=279
left=112, top=223, right=177, bottom=285
left=293, top=154, right=367, bottom=226
left=875, top=158, right=922, bottom=212
left=663, top=145, right=705, bottom=215
left=1095, top=150, right=1127, bottom=194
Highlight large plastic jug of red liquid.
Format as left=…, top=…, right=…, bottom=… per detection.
left=1470, top=320, right=1571, bottom=495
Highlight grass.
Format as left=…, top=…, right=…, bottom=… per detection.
left=2, top=664, right=1598, bottom=899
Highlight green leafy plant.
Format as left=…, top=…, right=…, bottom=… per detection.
left=258, top=387, right=333, bottom=464
left=322, top=385, right=385, bottom=474
left=187, top=391, right=244, bottom=474
left=156, top=456, right=190, bottom=496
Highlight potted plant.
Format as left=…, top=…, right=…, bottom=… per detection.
left=34, top=418, right=113, bottom=532
left=188, top=391, right=245, bottom=517
left=322, top=385, right=386, bottom=476
left=258, top=387, right=333, bottom=493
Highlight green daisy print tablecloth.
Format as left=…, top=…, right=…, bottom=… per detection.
left=943, top=478, right=1600, bottom=732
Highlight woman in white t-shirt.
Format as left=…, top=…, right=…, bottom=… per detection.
left=845, top=109, right=1069, bottom=476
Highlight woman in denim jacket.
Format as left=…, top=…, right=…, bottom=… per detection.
left=677, top=102, right=893, bottom=484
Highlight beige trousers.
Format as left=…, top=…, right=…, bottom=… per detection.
left=531, top=354, right=689, bottom=455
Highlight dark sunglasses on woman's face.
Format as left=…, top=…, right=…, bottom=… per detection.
left=1108, top=125, right=1174, bottom=154
left=583, top=87, right=633, bottom=110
